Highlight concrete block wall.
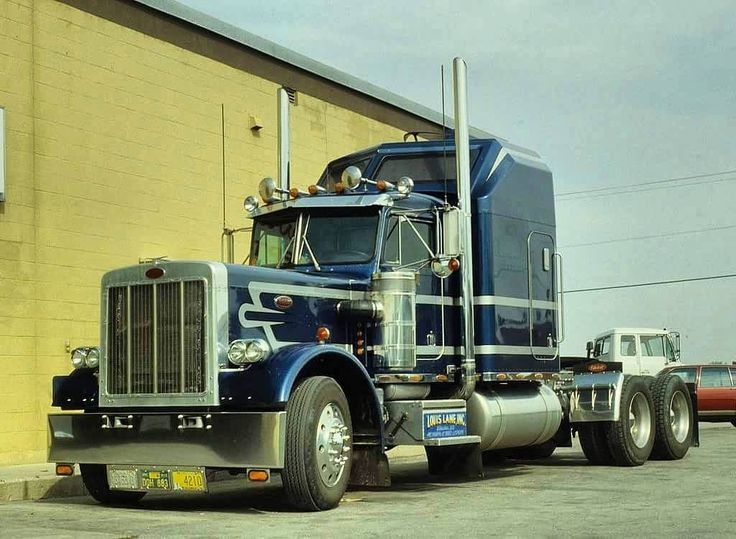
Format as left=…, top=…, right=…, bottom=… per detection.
left=0, top=0, right=414, bottom=464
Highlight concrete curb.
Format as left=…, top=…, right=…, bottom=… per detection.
left=0, top=464, right=86, bottom=503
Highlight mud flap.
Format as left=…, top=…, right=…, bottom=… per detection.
left=425, top=443, right=483, bottom=479
left=686, top=382, right=700, bottom=447
left=349, top=446, right=391, bottom=487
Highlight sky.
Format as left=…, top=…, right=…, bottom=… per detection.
left=177, top=0, right=736, bottom=362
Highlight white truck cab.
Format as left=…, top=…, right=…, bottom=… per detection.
left=588, top=328, right=682, bottom=376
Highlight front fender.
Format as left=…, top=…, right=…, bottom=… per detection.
left=218, top=344, right=377, bottom=408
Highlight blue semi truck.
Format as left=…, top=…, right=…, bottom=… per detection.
left=48, top=59, right=696, bottom=510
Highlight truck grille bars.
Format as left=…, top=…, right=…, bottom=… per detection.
left=106, top=281, right=207, bottom=395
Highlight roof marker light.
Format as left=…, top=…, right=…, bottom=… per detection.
left=376, top=179, right=395, bottom=191
left=308, top=184, right=327, bottom=195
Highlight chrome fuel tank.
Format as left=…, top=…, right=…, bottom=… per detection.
left=467, top=382, right=563, bottom=451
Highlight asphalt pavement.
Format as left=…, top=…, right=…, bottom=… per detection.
left=0, top=423, right=733, bottom=538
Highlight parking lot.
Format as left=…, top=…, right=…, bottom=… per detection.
left=1, top=424, right=733, bottom=538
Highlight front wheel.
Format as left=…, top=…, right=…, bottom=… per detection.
left=80, top=464, right=146, bottom=505
left=605, top=376, right=655, bottom=466
left=650, top=374, right=693, bottom=460
left=282, top=376, right=353, bottom=511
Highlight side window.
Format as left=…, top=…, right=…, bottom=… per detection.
left=670, top=368, right=696, bottom=384
left=620, top=335, right=636, bottom=356
left=594, top=336, right=611, bottom=358
left=731, top=368, right=736, bottom=387
left=640, top=335, right=665, bottom=357
left=699, top=367, right=731, bottom=388
left=383, top=216, right=434, bottom=268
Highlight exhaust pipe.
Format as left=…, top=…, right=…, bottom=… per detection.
left=277, top=87, right=290, bottom=192
left=452, top=57, right=476, bottom=400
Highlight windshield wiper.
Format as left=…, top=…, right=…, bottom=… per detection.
left=299, top=215, right=321, bottom=271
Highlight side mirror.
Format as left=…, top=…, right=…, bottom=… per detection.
left=586, top=340, right=594, bottom=359
left=669, top=331, right=681, bottom=361
left=441, top=207, right=461, bottom=258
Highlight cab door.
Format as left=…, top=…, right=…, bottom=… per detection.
left=638, top=334, right=667, bottom=376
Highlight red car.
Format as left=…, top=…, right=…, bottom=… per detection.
left=662, top=364, right=736, bottom=426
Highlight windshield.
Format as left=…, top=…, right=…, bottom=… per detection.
left=250, top=208, right=380, bottom=268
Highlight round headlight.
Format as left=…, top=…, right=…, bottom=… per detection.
left=243, top=195, right=259, bottom=214
left=341, top=166, right=363, bottom=190
left=85, top=348, right=100, bottom=368
left=71, top=348, right=87, bottom=369
left=397, top=176, right=414, bottom=195
left=228, top=339, right=270, bottom=366
left=258, top=177, right=277, bottom=203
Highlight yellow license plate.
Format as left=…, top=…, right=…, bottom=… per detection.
left=172, top=470, right=207, bottom=492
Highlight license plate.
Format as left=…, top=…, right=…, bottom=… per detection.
left=108, top=466, right=207, bottom=493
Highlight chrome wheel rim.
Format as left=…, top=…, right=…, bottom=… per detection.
left=315, top=402, right=350, bottom=488
left=629, top=392, right=652, bottom=448
left=669, top=391, right=690, bottom=443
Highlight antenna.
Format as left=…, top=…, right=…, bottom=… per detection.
left=441, top=64, right=448, bottom=205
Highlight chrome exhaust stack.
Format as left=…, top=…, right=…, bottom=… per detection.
left=452, top=57, right=476, bottom=400
left=277, top=87, right=290, bottom=192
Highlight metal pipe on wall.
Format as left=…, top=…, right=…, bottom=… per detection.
left=277, top=87, right=290, bottom=192
left=452, top=57, right=476, bottom=400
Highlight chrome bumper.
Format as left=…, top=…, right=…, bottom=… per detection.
left=48, top=411, right=286, bottom=469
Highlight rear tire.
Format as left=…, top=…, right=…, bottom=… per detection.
left=80, top=464, right=146, bottom=505
left=282, top=376, right=353, bottom=511
left=650, top=374, right=693, bottom=460
left=578, top=423, right=613, bottom=465
left=605, top=376, right=655, bottom=466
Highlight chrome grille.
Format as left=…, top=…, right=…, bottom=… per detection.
left=107, top=280, right=206, bottom=395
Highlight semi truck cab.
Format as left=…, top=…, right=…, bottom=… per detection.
left=589, top=328, right=682, bottom=376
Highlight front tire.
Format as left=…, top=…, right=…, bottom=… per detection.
left=605, top=376, right=655, bottom=466
left=650, top=374, right=693, bottom=460
left=282, top=376, right=353, bottom=511
left=80, top=464, right=146, bottom=505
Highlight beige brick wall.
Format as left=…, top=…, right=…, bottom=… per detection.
left=0, top=0, right=415, bottom=464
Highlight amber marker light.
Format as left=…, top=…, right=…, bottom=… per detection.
left=308, top=185, right=319, bottom=195
left=316, top=326, right=331, bottom=343
left=56, top=464, right=74, bottom=476
left=289, top=187, right=299, bottom=199
left=247, top=469, right=270, bottom=482
left=448, top=258, right=460, bottom=272
left=376, top=180, right=387, bottom=191
left=334, top=182, right=346, bottom=193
